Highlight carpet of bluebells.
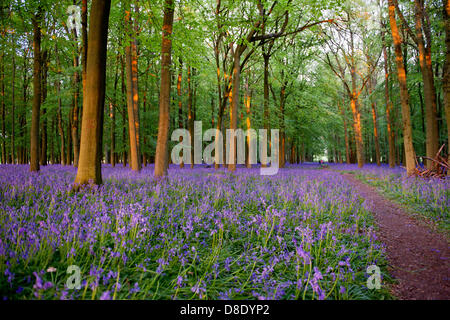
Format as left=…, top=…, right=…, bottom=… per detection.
left=331, top=163, right=450, bottom=232
left=0, top=164, right=395, bottom=300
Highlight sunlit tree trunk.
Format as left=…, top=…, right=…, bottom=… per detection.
left=30, top=10, right=42, bottom=172
left=414, top=0, right=439, bottom=168
left=382, top=28, right=396, bottom=167
left=74, top=0, right=111, bottom=186
left=244, top=72, right=252, bottom=168
left=154, top=0, right=174, bottom=178
left=125, top=4, right=141, bottom=172
left=388, top=0, right=416, bottom=176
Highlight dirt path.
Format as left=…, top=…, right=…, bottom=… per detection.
left=340, top=172, right=450, bottom=300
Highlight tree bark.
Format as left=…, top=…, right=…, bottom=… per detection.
left=74, top=0, right=111, bottom=186
left=30, top=10, right=42, bottom=172
left=125, top=4, right=141, bottom=172
left=443, top=0, right=450, bottom=168
left=11, top=42, right=15, bottom=164
left=40, top=50, right=48, bottom=166
left=369, top=78, right=381, bottom=166
left=0, top=52, right=5, bottom=164
left=414, top=0, right=439, bottom=168
left=154, top=0, right=174, bottom=178
left=388, top=0, right=416, bottom=176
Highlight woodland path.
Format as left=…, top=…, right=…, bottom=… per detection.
left=339, top=172, right=450, bottom=300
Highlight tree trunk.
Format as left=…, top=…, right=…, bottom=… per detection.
left=55, top=43, right=66, bottom=165
left=388, top=0, right=416, bottom=176
left=121, top=55, right=127, bottom=167
left=71, top=30, right=80, bottom=167
left=443, top=0, right=450, bottom=169
left=30, top=10, right=42, bottom=172
left=154, top=0, right=174, bottom=178
left=0, top=52, right=5, bottom=164
left=338, top=101, right=350, bottom=164
left=81, top=0, right=88, bottom=100
left=414, top=0, right=439, bottom=168
left=228, top=51, right=241, bottom=172
left=74, top=0, right=111, bottom=186
left=350, top=96, right=364, bottom=168
left=369, top=80, right=381, bottom=166
left=187, top=65, right=194, bottom=168
left=125, top=5, right=141, bottom=172
left=11, top=45, right=15, bottom=164
left=176, top=58, right=184, bottom=168
left=382, top=28, right=396, bottom=167
left=245, top=72, right=252, bottom=168
left=279, top=80, right=287, bottom=169
left=40, top=50, right=48, bottom=166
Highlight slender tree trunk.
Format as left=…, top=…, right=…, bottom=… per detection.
left=40, top=50, right=48, bottom=166
left=443, top=0, right=450, bottom=169
left=279, top=80, right=287, bottom=169
left=228, top=51, right=241, bottom=172
left=338, top=101, right=350, bottom=164
left=245, top=72, right=252, bottom=168
left=20, top=48, right=29, bottom=165
left=55, top=43, right=66, bottom=165
left=125, top=4, right=141, bottom=172
left=11, top=46, right=15, bottom=164
left=71, top=32, right=80, bottom=167
left=176, top=58, right=184, bottom=168
left=382, top=28, right=396, bottom=167
left=414, top=0, right=439, bottom=168
left=56, top=79, right=65, bottom=165
left=74, top=0, right=111, bottom=186
left=262, top=53, right=270, bottom=168
left=187, top=65, right=194, bottom=168
left=121, top=55, right=127, bottom=167
left=0, top=52, right=5, bottom=164
left=30, top=11, right=42, bottom=172
left=81, top=0, right=88, bottom=100
left=110, top=56, right=119, bottom=167
left=154, top=0, right=174, bottom=178
left=369, top=79, right=381, bottom=166
left=388, top=0, right=416, bottom=176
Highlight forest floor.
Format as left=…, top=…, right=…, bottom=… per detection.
left=339, top=171, right=450, bottom=300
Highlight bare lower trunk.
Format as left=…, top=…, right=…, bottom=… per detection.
left=350, top=97, right=364, bottom=168
left=414, top=0, right=439, bottom=168
left=154, top=0, right=174, bottom=178
left=74, top=0, right=111, bottom=186
left=228, top=52, right=241, bottom=172
left=388, top=0, right=416, bottom=175
left=30, top=11, right=42, bottom=172
left=443, top=0, right=450, bottom=171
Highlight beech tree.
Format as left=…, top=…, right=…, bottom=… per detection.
left=74, top=0, right=111, bottom=186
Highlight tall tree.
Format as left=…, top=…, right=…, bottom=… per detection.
left=125, top=1, right=141, bottom=172
left=154, top=0, right=175, bottom=178
left=387, top=0, right=416, bottom=175
left=74, top=0, right=111, bottom=186
left=444, top=0, right=450, bottom=167
left=393, top=0, right=439, bottom=168
left=30, top=9, right=42, bottom=172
